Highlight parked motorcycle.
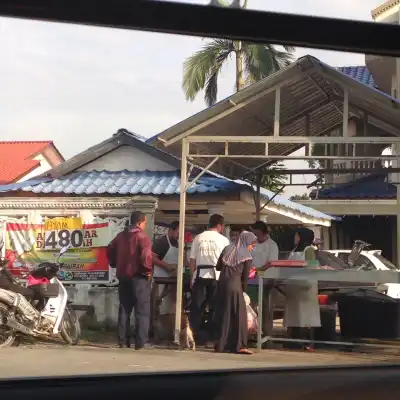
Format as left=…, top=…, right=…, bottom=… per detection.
left=0, top=246, right=80, bottom=348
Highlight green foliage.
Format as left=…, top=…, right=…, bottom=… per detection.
left=260, top=162, right=287, bottom=192
left=246, top=162, right=287, bottom=192
left=290, top=193, right=310, bottom=200
left=308, top=143, right=326, bottom=184
left=182, top=39, right=295, bottom=106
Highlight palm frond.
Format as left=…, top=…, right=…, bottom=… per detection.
left=243, top=43, right=295, bottom=86
left=204, top=49, right=233, bottom=106
left=182, top=39, right=233, bottom=104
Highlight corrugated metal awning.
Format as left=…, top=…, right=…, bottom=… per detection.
left=149, top=55, right=400, bottom=180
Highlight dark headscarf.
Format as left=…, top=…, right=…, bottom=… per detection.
left=293, top=228, right=314, bottom=252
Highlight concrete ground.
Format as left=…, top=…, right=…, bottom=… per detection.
left=0, top=342, right=398, bottom=379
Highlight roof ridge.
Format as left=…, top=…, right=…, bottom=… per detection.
left=0, top=140, right=53, bottom=144
left=67, top=169, right=181, bottom=175
left=320, top=174, right=377, bottom=192
left=337, top=65, right=368, bottom=69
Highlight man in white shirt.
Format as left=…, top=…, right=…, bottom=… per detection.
left=250, top=221, right=279, bottom=269
left=189, top=214, right=229, bottom=343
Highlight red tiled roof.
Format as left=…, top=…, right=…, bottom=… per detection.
left=0, top=141, right=53, bottom=184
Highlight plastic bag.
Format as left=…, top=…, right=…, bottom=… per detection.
left=244, top=293, right=258, bottom=333
left=248, top=267, right=257, bottom=279
left=247, top=304, right=258, bottom=334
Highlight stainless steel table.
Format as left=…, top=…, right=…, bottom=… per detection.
left=257, top=268, right=400, bottom=350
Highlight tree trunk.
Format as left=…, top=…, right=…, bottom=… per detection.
left=235, top=42, right=244, bottom=92
left=234, top=1, right=247, bottom=92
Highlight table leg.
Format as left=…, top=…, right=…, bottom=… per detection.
left=262, top=283, right=275, bottom=349
left=257, top=275, right=263, bottom=351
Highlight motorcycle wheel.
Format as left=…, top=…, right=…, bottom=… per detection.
left=0, top=303, right=16, bottom=348
left=60, top=305, right=81, bottom=345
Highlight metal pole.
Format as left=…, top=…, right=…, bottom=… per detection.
left=185, top=156, right=219, bottom=191
left=396, top=68, right=400, bottom=268
left=174, top=138, right=188, bottom=343
left=396, top=8, right=400, bottom=269
left=257, top=272, right=263, bottom=351
left=273, top=87, right=280, bottom=137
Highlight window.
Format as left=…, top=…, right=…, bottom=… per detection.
left=318, top=251, right=347, bottom=270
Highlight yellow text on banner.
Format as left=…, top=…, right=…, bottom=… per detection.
left=44, top=217, right=83, bottom=232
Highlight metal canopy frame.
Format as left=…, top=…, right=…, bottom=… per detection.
left=154, top=57, right=400, bottom=183
left=173, top=140, right=400, bottom=342
left=168, top=61, right=400, bottom=344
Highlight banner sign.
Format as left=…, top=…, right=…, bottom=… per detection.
left=5, top=219, right=111, bottom=283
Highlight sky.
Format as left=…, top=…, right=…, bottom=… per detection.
left=0, top=0, right=385, bottom=195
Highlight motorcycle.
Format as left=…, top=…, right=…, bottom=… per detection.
left=0, top=246, right=80, bottom=348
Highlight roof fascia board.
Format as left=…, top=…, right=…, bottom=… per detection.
left=44, top=136, right=120, bottom=178
left=40, top=131, right=181, bottom=179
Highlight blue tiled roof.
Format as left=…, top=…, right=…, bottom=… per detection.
left=10, top=170, right=238, bottom=195
left=337, top=66, right=376, bottom=88
left=317, top=174, right=395, bottom=200
left=0, top=170, right=336, bottom=221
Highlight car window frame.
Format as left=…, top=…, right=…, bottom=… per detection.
left=337, top=252, right=376, bottom=271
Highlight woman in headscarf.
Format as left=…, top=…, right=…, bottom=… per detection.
left=213, top=231, right=257, bottom=355
left=284, top=228, right=321, bottom=351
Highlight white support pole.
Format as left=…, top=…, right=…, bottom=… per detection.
left=174, top=138, right=188, bottom=344
left=257, top=273, right=264, bottom=351
left=342, top=89, right=349, bottom=162
left=274, top=87, right=280, bottom=137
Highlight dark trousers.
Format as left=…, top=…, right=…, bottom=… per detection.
left=190, top=277, right=217, bottom=341
left=118, top=275, right=151, bottom=349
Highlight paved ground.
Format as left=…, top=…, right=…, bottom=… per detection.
left=0, top=343, right=398, bottom=378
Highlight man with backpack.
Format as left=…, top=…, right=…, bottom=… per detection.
left=107, top=211, right=153, bottom=350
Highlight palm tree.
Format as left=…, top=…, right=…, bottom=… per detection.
left=182, top=0, right=295, bottom=106
left=183, top=1, right=294, bottom=219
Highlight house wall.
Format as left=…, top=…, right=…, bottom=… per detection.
left=328, top=118, right=390, bottom=185
left=42, top=145, right=65, bottom=167
left=78, top=145, right=176, bottom=172
left=17, top=155, right=52, bottom=182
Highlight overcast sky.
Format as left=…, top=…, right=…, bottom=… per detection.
left=0, top=0, right=384, bottom=194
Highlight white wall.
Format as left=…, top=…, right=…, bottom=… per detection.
left=373, top=5, right=400, bottom=24
left=78, top=146, right=176, bottom=172
left=17, top=155, right=51, bottom=182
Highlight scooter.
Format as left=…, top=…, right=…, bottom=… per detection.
left=0, top=246, right=80, bottom=348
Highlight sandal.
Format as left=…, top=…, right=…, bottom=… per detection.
left=237, top=348, right=253, bottom=355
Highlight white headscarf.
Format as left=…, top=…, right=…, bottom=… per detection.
left=222, top=231, right=257, bottom=267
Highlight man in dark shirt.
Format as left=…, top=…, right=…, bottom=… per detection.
left=152, top=221, right=179, bottom=277
left=107, top=211, right=153, bottom=350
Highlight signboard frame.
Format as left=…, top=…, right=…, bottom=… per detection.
left=4, top=217, right=113, bottom=285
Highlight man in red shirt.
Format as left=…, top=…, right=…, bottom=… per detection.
left=107, top=211, right=153, bottom=350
